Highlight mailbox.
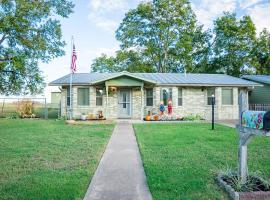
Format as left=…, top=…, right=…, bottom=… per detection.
left=241, top=111, right=270, bottom=130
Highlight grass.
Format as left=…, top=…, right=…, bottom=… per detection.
left=134, top=123, right=270, bottom=200
left=0, top=119, right=114, bottom=200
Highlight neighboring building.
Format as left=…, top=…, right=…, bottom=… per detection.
left=51, top=92, right=61, bottom=104
left=242, top=75, right=270, bottom=104
left=49, top=72, right=259, bottom=120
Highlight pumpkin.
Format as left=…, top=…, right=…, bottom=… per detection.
left=145, top=115, right=151, bottom=121
left=154, top=115, right=159, bottom=121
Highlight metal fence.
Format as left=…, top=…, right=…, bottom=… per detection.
left=0, top=97, right=61, bottom=119
left=249, top=104, right=270, bottom=111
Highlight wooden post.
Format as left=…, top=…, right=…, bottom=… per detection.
left=141, top=84, right=144, bottom=121
left=238, top=92, right=249, bottom=184
left=105, top=84, right=108, bottom=119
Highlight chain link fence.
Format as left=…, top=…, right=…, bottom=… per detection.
left=0, top=97, right=61, bottom=119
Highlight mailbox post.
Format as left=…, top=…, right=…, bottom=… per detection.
left=237, top=92, right=270, bottom=184
left=211, top=94, right=215, bottom=130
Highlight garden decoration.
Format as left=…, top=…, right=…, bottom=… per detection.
left=168, top=99, right=173, bottom=115
left=159, top=101, right=165, bottom=115
left=217, top=92, right=270, bottom=200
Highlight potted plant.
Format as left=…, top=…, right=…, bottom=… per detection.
left=81, top=113, right=87, bottom=121
left=145, top=111, right=151, bottom=121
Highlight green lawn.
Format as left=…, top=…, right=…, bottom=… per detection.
left=0, top=119, right=113, bottom=200
left=134, top=123, right=270, bottom=200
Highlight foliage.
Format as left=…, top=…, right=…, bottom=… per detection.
left=92, top=50, right=155, bottom=72
left=209, top=13, right=256, bottom=77
left=0, top=119, right=113, bottom=200
left=18, top=99, right=33, bottom=118
left=92, top=2, right=270, bottom=76
left=0, top=0, right=74, bottom=95
left=252, top=28, right=270, bottom=74
left=92, top=0, right=210, bottom=73
left=134, top=123, right=270, bottom=199
left=183, top=114, right=203, bottom=121
left=220, top=169, right=270, bottom=192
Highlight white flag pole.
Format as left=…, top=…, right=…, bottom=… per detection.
left=69, top=36, right=74, bottom=120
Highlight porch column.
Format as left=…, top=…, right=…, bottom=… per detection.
left=141, top=83, right=144, bottom=120
left=105, top=84, right=108, bottom=119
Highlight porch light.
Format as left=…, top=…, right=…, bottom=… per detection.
left=99, top=89, right=103, bottom=94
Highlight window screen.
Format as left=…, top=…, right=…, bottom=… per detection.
left=96, top=88, right=103, bottom=106
left=77, top=88, right=89, bottom=106
left=222, top=88, right=233, bottom=105
left=178, top=88, right=183, bottom=106
left=146, top=88, right=153, bottom=106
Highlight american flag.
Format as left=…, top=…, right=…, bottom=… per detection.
left=71, top=44, right=77, bottom=73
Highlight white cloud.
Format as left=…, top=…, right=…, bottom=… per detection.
left=239, top=0, right=261, bottom=9
left=191, top=0, right=270, bottom=32
left=246, top=3, right=270, bottom=32
left=88, top=0, right=132, bottom=32
left=191, top=0, right=237, bottom=29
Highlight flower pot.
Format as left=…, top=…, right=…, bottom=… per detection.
left=145, top=115, right=151, bottom=121
left=81, top=115, right=87, bottom=121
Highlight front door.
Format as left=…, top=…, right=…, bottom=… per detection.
left=118, top=89, right=131, bottom=118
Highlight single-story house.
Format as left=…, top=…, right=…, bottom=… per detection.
left=49, top=72, right=259, bottom=120
left=242, top=75, right=270, bottom=104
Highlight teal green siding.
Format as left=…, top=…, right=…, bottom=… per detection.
left=105, top=77, right=143, bottom=87
left=249, top=84, right=270, bottom=104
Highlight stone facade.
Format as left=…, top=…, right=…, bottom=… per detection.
left=60, top=85, right=248, bottom=120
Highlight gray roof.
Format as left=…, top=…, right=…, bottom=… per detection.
left=49, top=72, right=259, bottom=87
left=242, top=75, right=270, bottom=85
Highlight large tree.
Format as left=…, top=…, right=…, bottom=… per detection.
left=209, top=13, right=256, bottom=77
left=91, top=50, right=155, bottom=73
left=0, top=0, right=74, bottom=95
left=92, top=0, right=210, bottom=73
left=252, top=28, right=270, bottom=74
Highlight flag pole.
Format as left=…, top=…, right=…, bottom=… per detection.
left=69, top=36, right=74, bottom=120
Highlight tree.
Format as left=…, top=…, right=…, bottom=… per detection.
left=210, top=13, right=256, bottom=77
left=0, top=0, right=74, bottom=95
left=252, top=28, right=270, bottom=74
left=103, top=0, right=209, bottom=73
left=91, top=50, right=155, bottom=73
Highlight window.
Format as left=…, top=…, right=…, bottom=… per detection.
left=66, top=87, right=70, bottom=106
left=146, top=88, right=153, bottom=106
left=222, top=88, right=233, bottom=105
left=207, top=88, right=215, bottom=105
left=160, top=88, right=172, bottom=106
left=96, top=88, right=103, bottom=106
left=178, top=88, right=183, bottom=106
left=77, top=88, right=89, bottom=106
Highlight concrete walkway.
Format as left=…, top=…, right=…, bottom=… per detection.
left=83, top=122, right=152, bottom=200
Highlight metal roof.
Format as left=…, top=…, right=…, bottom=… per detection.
left=242, top=75, right=270, bottom=85
left=49, top=72, right=259, bottom=87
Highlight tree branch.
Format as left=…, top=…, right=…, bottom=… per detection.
left=0, top=34, right=7, bottom=45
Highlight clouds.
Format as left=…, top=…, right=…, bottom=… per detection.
left=88, top=0, right=139, bottom=32
left=246, top=3, right=270, bottom=32
left=191, top=0, right=270, bottom=32
left=191, top=0, right=237, bottom=28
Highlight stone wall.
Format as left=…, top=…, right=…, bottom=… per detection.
left=60, top=85, right=247, bottom=120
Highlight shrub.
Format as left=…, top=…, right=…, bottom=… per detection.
left=18, top=99, right=33, bottom=118
left=183, top=114, right=203, bottom=121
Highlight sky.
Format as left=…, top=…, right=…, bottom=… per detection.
left=40, top=0, right=270, bottom=101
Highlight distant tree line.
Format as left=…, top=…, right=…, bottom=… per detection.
left=91, top=0, right=270, bottom=76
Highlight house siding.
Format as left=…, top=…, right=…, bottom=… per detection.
left=249, top=84, right=270, bottom=104
left=60, top=85, right=247, bottom=120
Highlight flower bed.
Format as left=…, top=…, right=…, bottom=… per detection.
left=216, top=173, right=270, bottom=200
